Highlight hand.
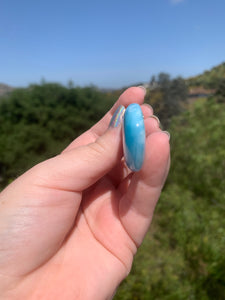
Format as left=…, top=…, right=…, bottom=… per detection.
left=0, top=87, right=170, bottom=300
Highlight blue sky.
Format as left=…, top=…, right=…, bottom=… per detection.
left=0, top=0, right=225, bottom=88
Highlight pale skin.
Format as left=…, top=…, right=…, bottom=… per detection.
left=0, top=87, right=170, bottom=300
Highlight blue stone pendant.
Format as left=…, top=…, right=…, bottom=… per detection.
left=123, top=103, right=145, bottom=172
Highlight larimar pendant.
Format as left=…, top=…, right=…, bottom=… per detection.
left=123, top=103, right=145, bottom=172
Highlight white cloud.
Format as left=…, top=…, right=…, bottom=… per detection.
left=170, top=0, right=185, bottom=4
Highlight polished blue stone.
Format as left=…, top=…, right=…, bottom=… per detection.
left=123, top=103, right=145, bottom=172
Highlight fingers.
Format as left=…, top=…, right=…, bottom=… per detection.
left=145, top=115, right=161, bottom=136
left=63, top=87, right=147, bottom=153
left=119, top=131, right=170, bottom=246
left=106, top=157, right=131, bottom=188
left=38, top=104, right=162, bottom=194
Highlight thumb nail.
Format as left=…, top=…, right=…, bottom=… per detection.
left=108, top=105, right=125, bottom=128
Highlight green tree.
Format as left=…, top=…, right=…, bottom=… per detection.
left=146, top=73, right=188, bottom=128
left=115, top=96, right=225, bottom=299
left=215, top=78, right=225, bottom=103
left=0, top=83, right=115, bottom=187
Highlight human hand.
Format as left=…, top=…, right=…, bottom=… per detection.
left=0, top=87, right=170, bottom=300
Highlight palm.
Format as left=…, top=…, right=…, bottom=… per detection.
left=50, top=175, right=136, bottom=298
left=8, top=172, right=137, bottom=299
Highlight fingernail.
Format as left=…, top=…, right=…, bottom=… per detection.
left=142, top=103, right=153, bottom=114
left=149, top=115, right=160, bottom=125
left=162, top=131, right=170, bottom=140
left=109, top=105, right=125, bottom=128
left=137, top=86, right=146, bottom=95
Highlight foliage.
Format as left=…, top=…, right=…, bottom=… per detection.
left=146, top=73, right=188, bottom=128
left=169, top=97, right=225, bottom=204
left=0, top=83, right=115, bottom=185
left=115, top=96, right=225, bottom=299
left=215, top=78, right=225, bottom=103
left=187, top=62, right=225, bottom=89
left=0, top=79, right=224, bottom=299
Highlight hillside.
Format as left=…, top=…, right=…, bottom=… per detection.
left=187, top=62, right=225, bottom=89
left=0, top=83, right=13, bottom=97
left=0, top=77, right=224, bottom=299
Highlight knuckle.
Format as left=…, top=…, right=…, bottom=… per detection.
left=88, top=138, right=110, bottom=158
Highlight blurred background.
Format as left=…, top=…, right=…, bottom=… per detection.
left=0, top=0, right=225, bottom=299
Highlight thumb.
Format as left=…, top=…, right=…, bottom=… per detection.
left=33, top=105, right=125, bottom=192
left=0, top=105, right=125, bottom=278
